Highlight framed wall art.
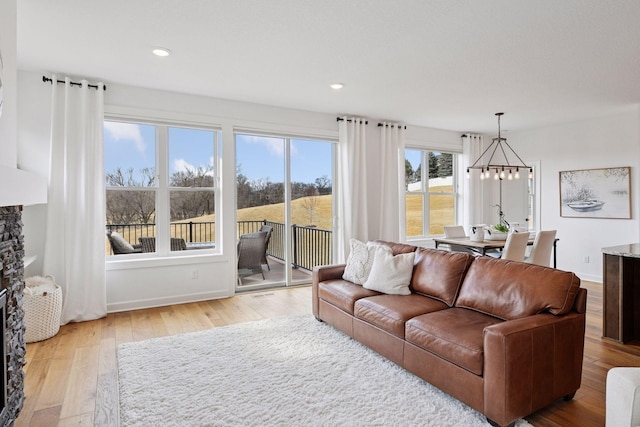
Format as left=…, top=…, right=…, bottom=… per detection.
left=559, top=166, right=631, bottom=219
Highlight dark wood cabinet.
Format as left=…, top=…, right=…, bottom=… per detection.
left=603, top=251, right=640, bottom=343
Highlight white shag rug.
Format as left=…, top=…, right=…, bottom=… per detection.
left=117, top=315, right=532, bottom=427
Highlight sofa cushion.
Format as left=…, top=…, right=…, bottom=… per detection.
left=369, top=240, right=417, bottom=255
left=342, top=239, right=377, bottom=285
left=318, top=279, right=380, bottom=314
left=405, top=308, right=503, bottom=375
left=363, top=245, right=415, bottom=295
left=455, top=256, right=581, bottom=320
left=355, top=294, right=449, bottom=338
left=410, top=248, right=475, bottom=306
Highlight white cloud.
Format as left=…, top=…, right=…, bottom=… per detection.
left=104, top=122, right=146, bottom=152
left=174, top=158, right=214, bottom=176
left=173, top=158, right=194, bottom=173
left=244, top=135, right=297, bottom=157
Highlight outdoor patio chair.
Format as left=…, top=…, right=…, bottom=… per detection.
left=237, top=231, right=268, bottom=285
left=106, top=230, right=142, bottom=255
left=138, top=237, right=188, bottom=252
left=259, top=225, right=273, bottom=270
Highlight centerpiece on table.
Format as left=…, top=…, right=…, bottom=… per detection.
left=484, top=224, right=509, bottom=241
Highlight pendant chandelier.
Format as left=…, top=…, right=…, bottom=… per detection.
left=466, top=113, right=532, bottom=181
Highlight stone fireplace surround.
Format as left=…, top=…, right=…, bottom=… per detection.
left=0, top=206, right=26, bottom=426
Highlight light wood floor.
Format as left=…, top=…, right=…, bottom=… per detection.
left=14, top=281, right=638, bottom=427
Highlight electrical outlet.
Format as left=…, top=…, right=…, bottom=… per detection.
left=191, top=270, right=199, bottom=279
left=583, top=256, right=589, bottom=264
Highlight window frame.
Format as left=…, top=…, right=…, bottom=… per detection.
left=105, top=116, right=221, bottom=258
left=405, top=148, right=458, bottom=240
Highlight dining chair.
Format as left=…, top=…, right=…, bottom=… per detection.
left=500, top=231, right=529, bottom=262
left=525, top=230, right=557, bottom=267
left=442, top=225, right=479, bottom=255
left=444, top=225, right=467, bottom=238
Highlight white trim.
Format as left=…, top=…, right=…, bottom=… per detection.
left=106, top=252, right=225, bottom=271
left=104, top=105, right=338, bottom=141
left=107, top=288, right=230, bottom=313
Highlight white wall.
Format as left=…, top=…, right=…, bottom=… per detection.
left=0, top=0, right=17, bottom=168
left=18, top=70, right=461, bottom=311
left=508, top=108, right=640, bottom=281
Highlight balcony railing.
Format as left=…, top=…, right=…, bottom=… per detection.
left=106, top=220, right=332, bottom=271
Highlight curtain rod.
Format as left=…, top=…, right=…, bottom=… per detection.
left=336, top=117, right=368, bottom=125
left=378, top=123, right=406, bottom=130
left=42, top=75, right=106, bottom=91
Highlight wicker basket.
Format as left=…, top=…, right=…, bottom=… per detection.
left=24, top=275, right=63, bottom=343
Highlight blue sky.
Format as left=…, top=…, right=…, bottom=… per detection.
left=104, top=122, right=333, bottom=185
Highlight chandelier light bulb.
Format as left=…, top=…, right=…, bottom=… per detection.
left=494, top=169, right=499, bottom=180
left=499, top=168, right=506, bottom=180
left=508, top=170, right=513, bottom=180
left=480, top=172, right=485, bottom=180
left=466, top=168, right=470, bottom=179
left=485, top=169, right=491, bottom=179
left=528, top=168, right=533, bottom=179
left=515, top=168, right=520, bottom=179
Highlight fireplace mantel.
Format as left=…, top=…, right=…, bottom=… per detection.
left=0, top=166, right=47, bottom=207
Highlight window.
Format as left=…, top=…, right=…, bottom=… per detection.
left=104, top=119, right=220, bottom=256
left=405, top=149, right=457, bottom=238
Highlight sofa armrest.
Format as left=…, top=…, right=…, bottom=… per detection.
left=482, top=312, right=586, bottom=426
left=312, top=264, right=346, bottom=317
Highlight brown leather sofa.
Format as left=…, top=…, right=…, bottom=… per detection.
left=312, top=241, right=586, bottom=427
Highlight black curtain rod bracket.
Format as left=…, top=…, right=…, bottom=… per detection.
left=377, top=123, right=406, bottom=129
left=42, top=75, right=106, bottom=91
left=336, top=117, right=368, bottom=125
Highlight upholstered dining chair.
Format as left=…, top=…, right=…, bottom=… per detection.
left=443, top=225, right=467, bottom=238
left=500, top=231, right=529, bottom=262
left=525, top=230, right=557, bottom=267
left=443, top=225, right=479, bottom=254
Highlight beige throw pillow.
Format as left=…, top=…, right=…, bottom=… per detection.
left=363, top=245, right=415, bottom=295
left=342, top=239, right=377, bottom=285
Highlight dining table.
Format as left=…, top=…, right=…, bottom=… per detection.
left=432, top=235, right=558, bottom=268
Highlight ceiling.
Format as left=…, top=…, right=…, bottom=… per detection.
left=17, top=0, right=640, bottom=133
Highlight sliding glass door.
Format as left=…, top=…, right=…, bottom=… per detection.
left=235, top=133, right=333, bottom=291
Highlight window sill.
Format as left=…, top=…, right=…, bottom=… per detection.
left=106, top=251, right=225, bottom=271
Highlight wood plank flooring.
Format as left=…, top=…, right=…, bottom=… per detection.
left=15, top=281, right=638, bottom=427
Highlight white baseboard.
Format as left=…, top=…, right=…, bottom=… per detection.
left=107, top=289, right=231, bottom=313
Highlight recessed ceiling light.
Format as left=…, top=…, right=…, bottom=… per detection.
left=152, top=48, right=172, bottom=57
left=330, top=83, right=344, bottom=90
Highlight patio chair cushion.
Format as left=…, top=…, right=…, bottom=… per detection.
left=109, top=231, right=136, bottom=254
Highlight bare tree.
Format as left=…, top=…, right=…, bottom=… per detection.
left=314, top=175, right=331, bottom=195
left=105, top=167, right=156, bottom=225
left=301, top=187, right=319, bottom=226
left=170, top=166, right=215, bottom=220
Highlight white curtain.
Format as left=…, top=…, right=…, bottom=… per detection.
left=336, top=117, right=368, bottom=262
left=462, top=134, right=484, bottom=231
left=43, top=76, right=106, bottom=324
left=378, top=123, right=405, bottom=242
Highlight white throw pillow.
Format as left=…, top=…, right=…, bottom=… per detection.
left=342, top=239, right=377, bottom=285
left=363, top=245, right=415, bottom=295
